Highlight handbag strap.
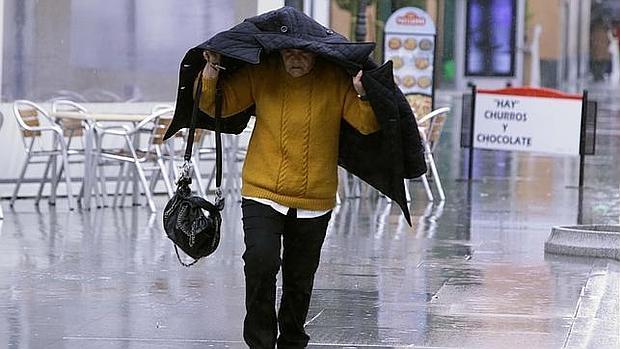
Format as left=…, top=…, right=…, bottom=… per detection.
left=175, top=245, right=198, bottom=267
left=183, top=71, right=223, bottom=190
left=174, top=70, right=224, bottom=268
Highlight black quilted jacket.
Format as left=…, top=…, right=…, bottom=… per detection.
left=164, top=7, right=426, bottom=225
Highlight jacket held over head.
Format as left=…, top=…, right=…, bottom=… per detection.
left=164, top=6, right=427, bottom=225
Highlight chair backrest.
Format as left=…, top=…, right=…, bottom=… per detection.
left=13, top=100, right=51, bottom=138
left=193, top=129, right=208, bottom=144
left=151, top=104, right=174, bottom=113
left=51, top=100, right=88, bottom=137
left=417, top=107, right=450, bottom=152
left=152, top=105, right=189, bottom=141
left=427, top=114, right=447, bottom=151
left=19, top=109, right=41, bottom=138
left=149, top=109, right=175, bottom=145
left=150, top=104, right=185, bottom=141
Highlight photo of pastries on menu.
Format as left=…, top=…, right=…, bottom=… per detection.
left=385, top=34, right=434, bottom=95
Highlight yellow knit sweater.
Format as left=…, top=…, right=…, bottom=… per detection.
left=199, top=56, right=379, bottom=210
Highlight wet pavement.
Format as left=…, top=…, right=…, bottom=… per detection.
left=1, top=89, right=619, bottom=348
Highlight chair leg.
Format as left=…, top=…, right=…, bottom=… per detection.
left=338, top=168, right=350, bottom=200
left=113, top=163, right=126, bottom=207
left=119, top=164, right=132, bottom=208
left=170, top=157, right=180, bottom=183
left=235, top=158, right=243, bottom=193
left=56, top=156, right=94, bottom=208
left=134, top=161, right=156, bottom=212
left=156, top=146, right=174, bottom=198
left=59, top=144, right=76, bottom=210
left=77, top=182, right=84, bottom=205
left=131, top=165, right=140, bottom=206
left=49, top=153, right=59, bottom=205
left=36, top=156, right=53, bottom=206
left=98, top=163, right=109, bottom=207
left=91, top=131, right=106, bottom=208
left=421, top=174, right=434, bottom=201
left=222, top=136, right=234, bottom=194
left=351, top=175, right=361, bottom=198
left=48, top=130, right=63, bottom=205
left=427, top=152, right=445, bottom=201
left=148, top=168, right=160, bottom=194
left=404, top=179, right=412, bottom=202
left=11, top=154, right=33, bottom=207
left=92, top=161, right=106, bottom=208
left=205, top=162, right=216, bottom=193
left=54, top=157, right=66, bottom=187
left=86, top=151, right=101, bottom=209
left=191, top=156, right=206, bottom=197
left=164, top=143, right=176, bottom=177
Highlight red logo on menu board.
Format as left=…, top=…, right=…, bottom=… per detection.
left=396, top=12, right=426, bottom=26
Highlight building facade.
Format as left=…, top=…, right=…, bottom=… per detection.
left=0, top=0, right=617, bottom=103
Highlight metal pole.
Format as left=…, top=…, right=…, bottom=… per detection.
left=578, top=90, right=587, bottom=188
left=577, top=190, right=583, bottom=224
left=578, top=151, right=585, bottom=188
left=577, top=89, right=587, bottom=224
left=468, top=85, right=477, bottom=180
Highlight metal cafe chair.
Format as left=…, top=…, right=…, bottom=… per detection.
left=51, top=100, right=88, bottom=148
left=193, top=119, right=255, bottom=198
left=411, top=106, right=451, bottom=202
left=50, top=99, right=109, bottom=207
left=151, top=104, right=174, bottom=113
left=113, top=104, right=178, bottom=204
left=113, top=105, right=207, bottom=206
left=146, top=105, right=210, bottom=199
left=142, top=104, right=208, bottom=198
left=223, top=119, right=254, bottom=195
left=95, top=108, right=175, bottom=212
left=338, top=170, right=372, bottom=200
left=147, top=104, right=199, bottom=192
left=10, top=100, right=76, bottom=209
left=166, top=128, right=208, bottom=197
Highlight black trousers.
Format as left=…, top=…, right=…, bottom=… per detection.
left=241, top=199, right=331, bottom=349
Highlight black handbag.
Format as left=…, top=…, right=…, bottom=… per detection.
left=163, top=72, right=225, bottom=267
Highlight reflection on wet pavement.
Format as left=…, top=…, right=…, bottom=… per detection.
left=1, top=91, right=619, bottom=348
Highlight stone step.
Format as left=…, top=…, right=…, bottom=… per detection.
left=545, top=225, right=620, bottom=261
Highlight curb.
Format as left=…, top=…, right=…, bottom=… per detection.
left=544, top=225, right=620, bottom=261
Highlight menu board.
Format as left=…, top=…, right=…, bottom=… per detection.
left=385, top=33, right=435, bottom=95
left=384, top=7, right=436, bottom=117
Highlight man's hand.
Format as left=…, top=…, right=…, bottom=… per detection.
left=202, top=50, right=222, bottom=78
left=353, top=70, right=366, bottom=98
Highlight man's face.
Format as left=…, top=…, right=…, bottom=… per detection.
left=280, top=49, right=316, bottom=77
